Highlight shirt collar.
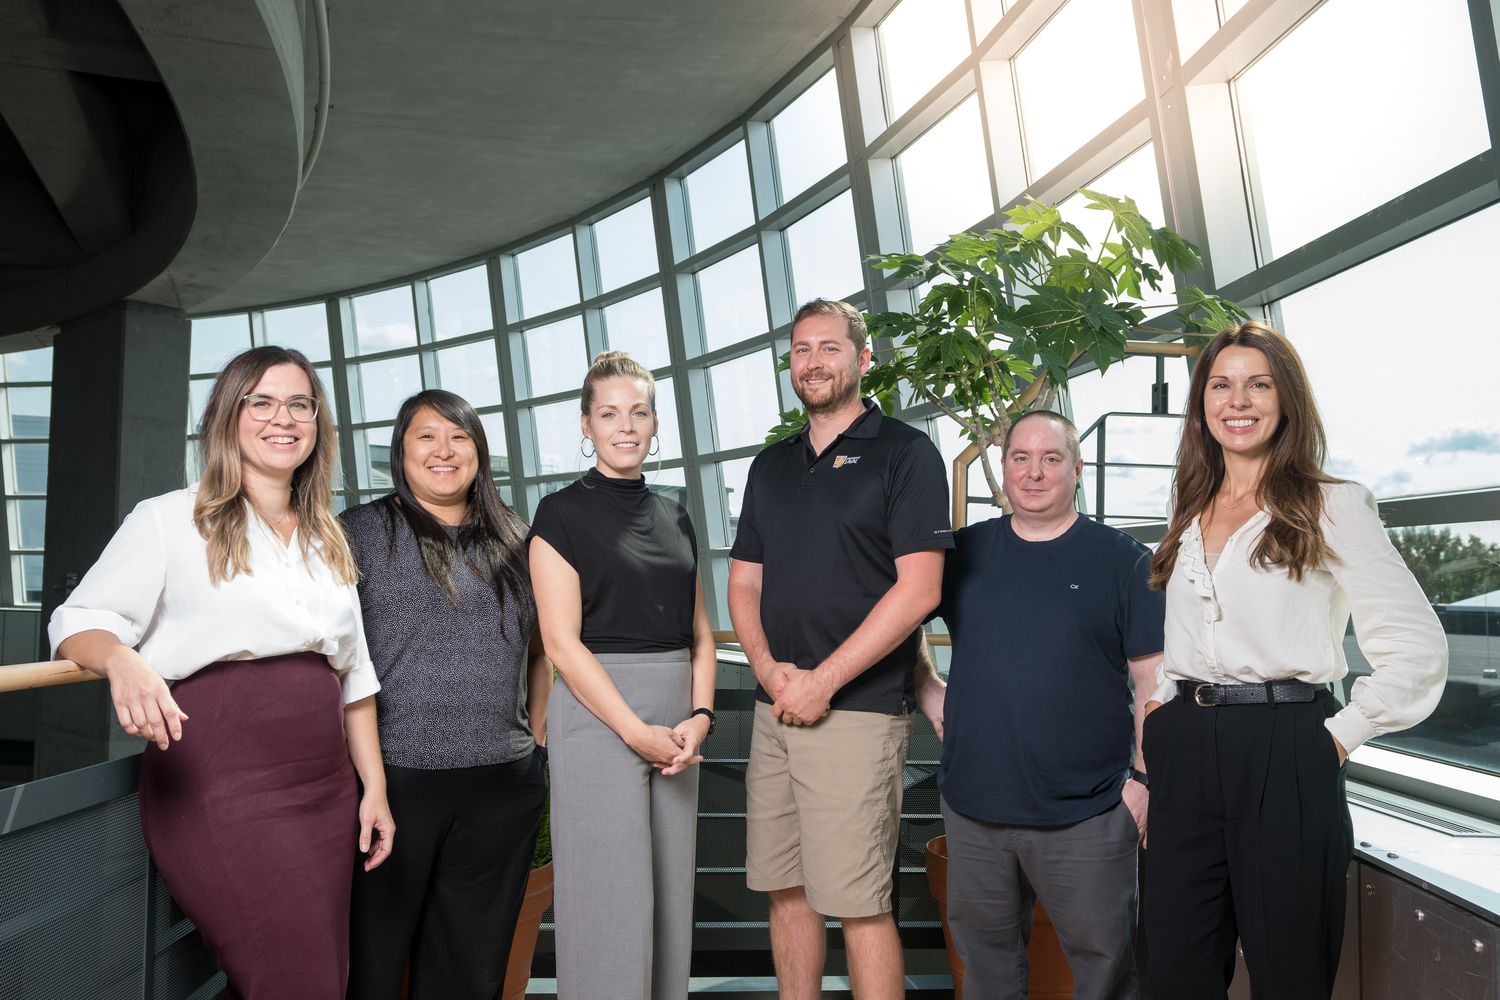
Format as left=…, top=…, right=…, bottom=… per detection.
left=783, top=398, right=883, bottom=448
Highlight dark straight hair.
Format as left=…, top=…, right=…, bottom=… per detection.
left=384, top=389, right=530, bottom=626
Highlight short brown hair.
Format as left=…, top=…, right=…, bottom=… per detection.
left=792, top=298, right=868, bottom=353
left=1003, top=410, right=1081, bottom=462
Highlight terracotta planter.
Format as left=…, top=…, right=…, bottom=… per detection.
left=925, top=836, right=1075, bottom=1000
left=501, top=861, right=554, bottom=1000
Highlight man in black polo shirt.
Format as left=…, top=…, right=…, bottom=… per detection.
left=916, top=410, right=1163, bottom=1000
left=729, top=298, right=952, bottom=1000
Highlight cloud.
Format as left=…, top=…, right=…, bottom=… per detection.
left=1407, top=423, right=1500, bottom=457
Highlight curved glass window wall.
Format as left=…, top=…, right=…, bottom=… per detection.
left=174, top=0, right=1497, bottom=786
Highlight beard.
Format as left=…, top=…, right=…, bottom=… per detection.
left=793, top=364, right=861, bottom=415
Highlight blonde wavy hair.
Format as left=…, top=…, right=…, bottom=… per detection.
left=194, top=346, right=356, bottom=584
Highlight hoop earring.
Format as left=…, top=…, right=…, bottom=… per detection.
left=648, top=435, right=660, bottom=457
left=580, top=437, right=595, bottom=459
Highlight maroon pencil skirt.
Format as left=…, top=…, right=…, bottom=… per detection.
left=138, top=652, right=357, bottom=1000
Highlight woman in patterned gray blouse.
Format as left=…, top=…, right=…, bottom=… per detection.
left=343, top=389, right=551, bottom=1000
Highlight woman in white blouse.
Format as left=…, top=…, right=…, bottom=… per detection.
left=49, top=347, right=394, bottom=1000
left=1140, top=321, right=1446, bottom=999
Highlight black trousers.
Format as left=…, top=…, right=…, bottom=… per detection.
left=349, top=748, right=548, bottom=1000
left=1142, top=690, right=1352, bottom=1000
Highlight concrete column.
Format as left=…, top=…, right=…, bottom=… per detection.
left=35, top=300, right=190, bottom=778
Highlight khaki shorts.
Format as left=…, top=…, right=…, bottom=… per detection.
left=745, top=701, right=912, bottom=918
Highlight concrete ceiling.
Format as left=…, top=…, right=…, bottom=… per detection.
left=202, top=0, right=860, bottom=313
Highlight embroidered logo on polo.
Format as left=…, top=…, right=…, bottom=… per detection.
left=832, top=455, right=861, bottom=468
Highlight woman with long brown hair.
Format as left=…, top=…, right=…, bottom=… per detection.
left=1140, top=321, right=1446, bottom=998
left=344, top=389, right=549, bottom=1000
left=49, top=346, right=394, bottom=999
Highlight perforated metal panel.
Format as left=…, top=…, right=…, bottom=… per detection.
left=0, top=786, right=224, bottom=999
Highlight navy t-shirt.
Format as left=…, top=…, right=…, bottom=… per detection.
left=937, top=514, right=1164, bottom=826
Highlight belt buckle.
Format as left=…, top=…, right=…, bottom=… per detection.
left=1192, top=682, right=1216, bottom=708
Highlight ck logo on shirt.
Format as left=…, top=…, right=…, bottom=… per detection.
left=832, top=455, right=861, bottom=468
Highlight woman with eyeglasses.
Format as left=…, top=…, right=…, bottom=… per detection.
left=50, top=346, right=393, bottom=1000
left=343, top=389, right=550, bottom=1000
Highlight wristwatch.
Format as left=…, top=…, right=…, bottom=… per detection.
left=1128, top=767, right=1149, bottom=788
left=691, top=707, right=716, bottom=734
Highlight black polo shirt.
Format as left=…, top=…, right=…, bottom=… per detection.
left=731, top=399, right=953, bottom=714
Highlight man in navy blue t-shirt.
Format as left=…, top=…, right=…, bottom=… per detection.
left=917, top=410, right=1164, bottom=1000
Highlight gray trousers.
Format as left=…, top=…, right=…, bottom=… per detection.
left=550, top=650, right=699, bottom=1000
left=941, top=795, right=1140, bottom=1000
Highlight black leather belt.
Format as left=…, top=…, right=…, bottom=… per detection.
left=1177, top=679, right=1319, bottom=706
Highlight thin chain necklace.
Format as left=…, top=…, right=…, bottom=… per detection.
left=1217, top=490, right=1254, bottom=512
left=251, top=494, right=293, bottom=527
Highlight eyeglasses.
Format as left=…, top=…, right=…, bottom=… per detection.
left=241, top=393, right=319, bottom=422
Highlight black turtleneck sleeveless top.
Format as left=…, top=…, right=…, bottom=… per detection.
left=528, top=468, right=698, bottom=653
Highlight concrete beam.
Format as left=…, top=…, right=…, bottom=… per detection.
left=117, top=0, right=310, bottom=311
left=0, top=64, right=133, bottom=255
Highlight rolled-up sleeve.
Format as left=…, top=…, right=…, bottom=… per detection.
left=335, top=582, right=380, bottom=705
left=1324, top=484, right=1448, bottom=752
left=48, top=500, right=167, bottom=658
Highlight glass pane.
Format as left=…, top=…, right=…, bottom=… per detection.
left=530, top=397, right=583, bottom=477
left=351, top=287, right=418, bottom=354
left=185, top=439, right=201, bottom=482
left=1237, top=0, right=1487, bottom=258
left=715, top=456, right=754, bottom=547
left=1173, top=0, right=1220, bottom=61
left=1351, top=520, right=1500, bottom=775
left=3, top=347, right=52, bottom=382
left=878, top=0, right=969, bottom=121
left=349, top=355, right=422, bottom=424
left=785, top=190, right=863, bottom=303
left=707, top=351, right=781, bottom=451
left=262, top=303, right=330, bottom=362
left=435, top=340, right=503, bottom=409
left=6, top=387, right=50, bottom=438
left=1080, top=465, right=1173, bottom=522
left=523, top=316, right=589, bottom=398
left=653, top=376, right=683, bottom=462
left=772, top=72, right=845, bottom=201
left=594, top=198, right=658, bottom=293
left=897, top=94, right=993, bottom=253
left=478, top=410, right=511, bottom=480
left=187, top=377, right=213, bottom=434
left=1068, top=355, right=1186, bottom=445
left=1015, top=0, right=1144, bottom=181
left=429, top=265, right=493, bottom=340
left=353, top=426, right=394, bottom=491
left=13, top=554, right=43, bottom=605
left=190, top=315, right=251, bottom=374
left=517, top=233, right=580, bottom=319
left=696, top=247, right=768, bottom=353
left=1278, top=202, right=1500, bottom=498
left=686, top=141, right=755, bottom=253
left=8, top=499, right=45, bottom=549
left=6, top=443, right=48, bottom=493
left=603, top=288, right=671, bottom=371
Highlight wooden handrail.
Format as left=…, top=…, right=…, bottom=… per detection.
left=0, top=659, right=93, bottom=694
left=2, top=634, right=955, bottom=694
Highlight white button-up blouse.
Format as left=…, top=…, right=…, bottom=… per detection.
left=1152, top=481, right=1447, bottom=753
left=48, top=485, right=379, bottom=705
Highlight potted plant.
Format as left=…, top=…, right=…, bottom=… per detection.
left=768, top=192, right=1245, bottom=508
left=768, top=192, right=1246, bottom=996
